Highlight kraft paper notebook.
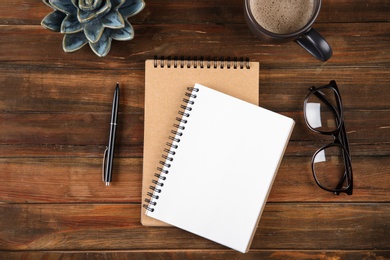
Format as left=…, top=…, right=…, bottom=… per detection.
left=143, top=84, right=295, bottom=253
left=142, top=57, right=260, bottom=226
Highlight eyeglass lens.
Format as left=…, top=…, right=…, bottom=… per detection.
left=313, top=145, right=349, bottom=191
left=305, top=87, right=340, bottom=133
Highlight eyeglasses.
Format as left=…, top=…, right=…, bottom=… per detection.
left=304, top=80, right=353, bottom=195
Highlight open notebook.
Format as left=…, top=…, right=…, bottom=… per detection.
left=142, top=57, right=260, bottom=226
left=144, top=84, right=295, bottom=253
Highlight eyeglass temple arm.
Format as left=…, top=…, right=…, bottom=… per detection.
left=334, top=126, right=353, bottom=195
left=331, top=109, right=352, bottom=195
left=339, top=122, right=353, bottom=195
left=334, top=162, right=353, bottom=195
left=339, top=121, right=351, bottom=156
left=333, top=167, right=347, bottom=195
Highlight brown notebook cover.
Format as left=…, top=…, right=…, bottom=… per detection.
left=141, top=57, right=260, bottom=226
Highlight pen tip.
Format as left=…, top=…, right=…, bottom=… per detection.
left=105, top=182, right=110, bottom=186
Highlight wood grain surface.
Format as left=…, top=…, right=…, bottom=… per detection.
left=0, top=0, right=389, bottom=259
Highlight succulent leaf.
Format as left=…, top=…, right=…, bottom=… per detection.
left=101, top=10, right=125, bottom=29
left=41, top=11, right=66, bottom=32
left=89, top=31, right=112, bottom=57
left=120, top=0, right=145, bottom=18
left=63, top=32, right=88, bottom=52
left=111, top=0, right=126, bottom=9
left=110, top=21, right=134, bottom=41
left=61, top=14, right=83, bottom=33
left=84, top=19, right=105, bottom=43
left=49, top=0, right=77, bottom=15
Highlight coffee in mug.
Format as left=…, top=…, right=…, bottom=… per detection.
left=244, top=0, right=332, bottom=61
left=249, top=0, right=315, bottom=34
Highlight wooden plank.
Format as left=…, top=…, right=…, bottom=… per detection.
left=1, top=250, right=390, bottom=259
left=0, top=158, right=142, bottom=203
left=0, top=110, right=388, bottom=146
left=1, top=0, right=389, bottom=25
left=0, top=23, right=389, bottom=68
left=0, top=113, right=143, bottom=145
left=0, top=67, right=145, bottom=113
left=1, top=66, right=389, bottom=113
left=0, top=156, right=388, bottom=203
left=0, top=142, right=387, bottom=158
left=0, top=144, right=144, bottom=158
left=0, top=203, right=388, bottom=250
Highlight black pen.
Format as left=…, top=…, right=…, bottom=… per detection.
left=103, top=83, right=120, bottom=186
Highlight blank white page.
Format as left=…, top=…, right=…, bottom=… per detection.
left=146, top=83, right=295, bottom=253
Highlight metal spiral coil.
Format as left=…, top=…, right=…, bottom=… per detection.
left=153, top=56, right=251, bottom=69
left=143, top=87, right=199, bottom=212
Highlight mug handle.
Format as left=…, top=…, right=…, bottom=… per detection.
left=295, top=28, right=332, bottom=62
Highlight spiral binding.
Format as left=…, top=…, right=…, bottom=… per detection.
left=143, top=87, right=199, bottom=212
left=153, top=56, right=251, bottom=69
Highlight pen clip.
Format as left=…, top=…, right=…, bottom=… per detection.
left=102, top=146, right=108, bottom=182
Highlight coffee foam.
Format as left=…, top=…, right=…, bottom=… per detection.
left=249, top=0, right=314, bottom=34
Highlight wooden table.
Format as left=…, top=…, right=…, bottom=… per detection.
left=1, top=1, right=389, bottom=259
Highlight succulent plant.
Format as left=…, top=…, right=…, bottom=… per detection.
left=41, top=0, right=145, bottom=57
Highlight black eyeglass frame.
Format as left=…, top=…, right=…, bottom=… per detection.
left=303, top=80, right=353, bottom=195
